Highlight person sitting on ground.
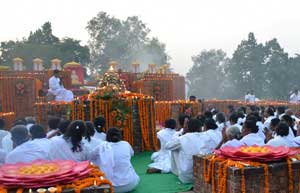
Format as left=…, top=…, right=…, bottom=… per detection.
left=47, top=117, right=61, bottom=138
left=165, top=118, right=210, bottom=183
left=215, top=112, right=226, bottom=131
left=25, top=117, right=36, bottom=131
left=90, top=128, right=140, bottom=193
left=50, top=119, right=71, bottom=142
left=217, top=125, right=243, bottom=148
left=263, top=107, right=276, bottom=131
left=83, top=121, right=104, bottom=153
left=265, top=118, right=281, bottom=142
left=246, top=115, right=265, bottom=141
left=2, top=120, right=26, bottom=153
left=5, top=125, right=30, bottom=163
left=147, top=119, right=177, bottom=174
left=0, top=119, right=8, bottom=148
left=93, top=116, right=107, bottom=141
left=267, top=122, right=295, bottom=147
left=49, top=120, right=89, bottom=161
left=239, top=119, right=265, bottom=146
left=281, top=114, right=296, bottom=139
left=228, top=112, right=242, bottom=131
left=202, top=118, right=222, bottom=151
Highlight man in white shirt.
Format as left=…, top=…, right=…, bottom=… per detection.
left=267, top=122, right=295, bottom=147
left=240, top=119, right=265, bottom=146
left=263, top=107, right=276, bottom=131
left=290, top=89, right=300, bottom=103
left=165, top=119, right=216, bottom=183
left=229, top=113, right=242, bottom=132
left=0, top=119, right=9, bottom=148
left=48, top=70, right=74, bottom=102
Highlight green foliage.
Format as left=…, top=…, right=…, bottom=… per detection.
left=187, top=32, right=300, bottom=100
left=87, top=12, right=169, bottom=74
left=0, top=22, right=90, bottom=69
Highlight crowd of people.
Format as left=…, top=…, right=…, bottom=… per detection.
left=147, top=105, right=300, bottom=184
left=0, top=117, right=139, bottom=193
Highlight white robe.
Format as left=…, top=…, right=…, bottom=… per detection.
left=221, top=139, right=243, bottom=148
left=216, top=122, right=225, bottom=132
left=149, top=128, right=176, bottom=173
left=49, top=137, right=88, bottom=162
left=90, top=141, right=139, bottom=191
left=267, top=136, right=295, bottom=147
left=263, top=116, right=276, bottom=130
left=0, top=130, right=9, bottom=148
left=293, top=136, right=300, bottom=147
left=166, top=132, right=218, bottom=183
left=5, top=138, right=52, bottom=164
left=256, top=121, right=266, bottom=140
left=0, top=148, right=6, bottom=165
left=290, top=93, right=300, bottom=103
left=94, top=132, right=107, bottom=141
left=1, top=133, right=13, bottom=153
left=170, top=128, right=184, bottom=176
left=48, top=76, right=74, bottom=102
left=239, top=133, right=265, bottom=146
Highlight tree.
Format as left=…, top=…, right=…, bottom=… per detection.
left=87, top=12, right=169, bottom=73
left=0, top=22, right=90, bottom=69
left=227, top=32, right=265, bottom=98
left=186, top=49, right=229, bottom=99
left=263, top=38, right=290, bottom=99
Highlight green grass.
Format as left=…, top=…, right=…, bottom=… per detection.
left=129, top=152, right=192, bottom=193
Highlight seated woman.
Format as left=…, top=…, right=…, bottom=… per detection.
left=93, top=116, right=107, bottom=141
left=147, top=119, right=177, bottom=173
left=240, top=119, right=265, bottom=146
left=49, top=120, right=89, bottom=161
left=83, top=121, right=104, bottom=152
left=267, top=122, right=295, bottom=147
left=218, top=126, right=243, bottom=148
left=165, top=118, right=213, bottom=183
left=91, top=128, right=139, bottom=193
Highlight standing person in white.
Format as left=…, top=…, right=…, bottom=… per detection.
left=290, top=89, right=300, bottom=103
left=49, top=120, right=89, bottom=162
left=147, top=119, right=176, bottom=173
left=90, top=128, right=139, bottom=193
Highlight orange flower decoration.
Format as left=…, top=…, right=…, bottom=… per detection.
left=111, top=111, right=117, bottom=117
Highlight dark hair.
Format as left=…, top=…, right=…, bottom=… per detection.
left=11, top=125, right=29, bottom=146
left=247, top=112, right=262, bottom=122
left=93, top=116, right=106, bottom=133
left=25, top=117, right=36, bottom=124
left=204, top=111, right=213, bottom=119
left=238, top=106, right=247, bottom=114
left=30, top=124, right=46, bottom=139
left=165, top=119, right=176, bottom=129
left=53, top=69, right=60, bottom=74
left=48, top=117, right=61, bottom=130
left=106, top=127, right=122, bottom=142
left=64, top=120, right=86, bottom=152
left=276, top=122, right=289, bottom=137
left=216, top=112, right=226, bottom=123
left=270, top=118, right=280, bottom=128
left=266, top=107, right=274, bottom=116
left=189, top=95, right=196, bottom=100
left=237, top=111, right=245, bottom=119
left=85, top=121, right=95, bottom=142
left=58, top=120, right=71, bottom=135
left=246, top=115, right=258, bottom=122
left=13, top=119, right=26, bottom=126
left=281, top=115, right=293, bottom=127
left=244, top=119, right=259, bottom=133
left=277, top=106, right=286, bottom=115
left=229, top=112, right=238, bottom=124
left=227, top=105, right=235, bottom=113
left=204, top=118, right=218, bottom=130
left=178, top=113, right=189, bottom=127
left=0, top=119, right=5, bottom=129
left=187, top=118, right=202, bottom=132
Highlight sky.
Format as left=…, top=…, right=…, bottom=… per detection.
left=0, top=0, right=299, bottom=75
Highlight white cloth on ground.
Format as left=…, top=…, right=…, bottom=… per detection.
left=49, top=137, right=88, bottom=162
left=149, top=128, right=176, bottom=173
left=5, top=138, right=52, bottom=164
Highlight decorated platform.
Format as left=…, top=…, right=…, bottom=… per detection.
left=193, top=146, right=300, bottom=193
left=0, top=160, right=112, bottom=193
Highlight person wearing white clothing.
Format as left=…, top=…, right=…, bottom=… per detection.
left=148, top=119, right=176, bottom=173
left=240, top=119, right=265, bottom=146
left=216, top=112, right=226, bottom=132
left=90, top=128, right=139, bottom=193
left=229, top=113, right=242, bottom=132
left=0, top=149, right=6, bottom=165
left=93, top=116, right=107, bottom=141
left=166, top=119, right=216, bottom=183
left=220, top=126, right=243, bottom=148
left=83, top=121, right=104, bottom=156
left=289, top=89, right=300, bottom=103
left=263, top=107, right=276, bottom=131
left=0, top=119, right=9, bottom=149
left=49, top=121, right=89, bottom=162
left=267, top=122, right=295, bottom=147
